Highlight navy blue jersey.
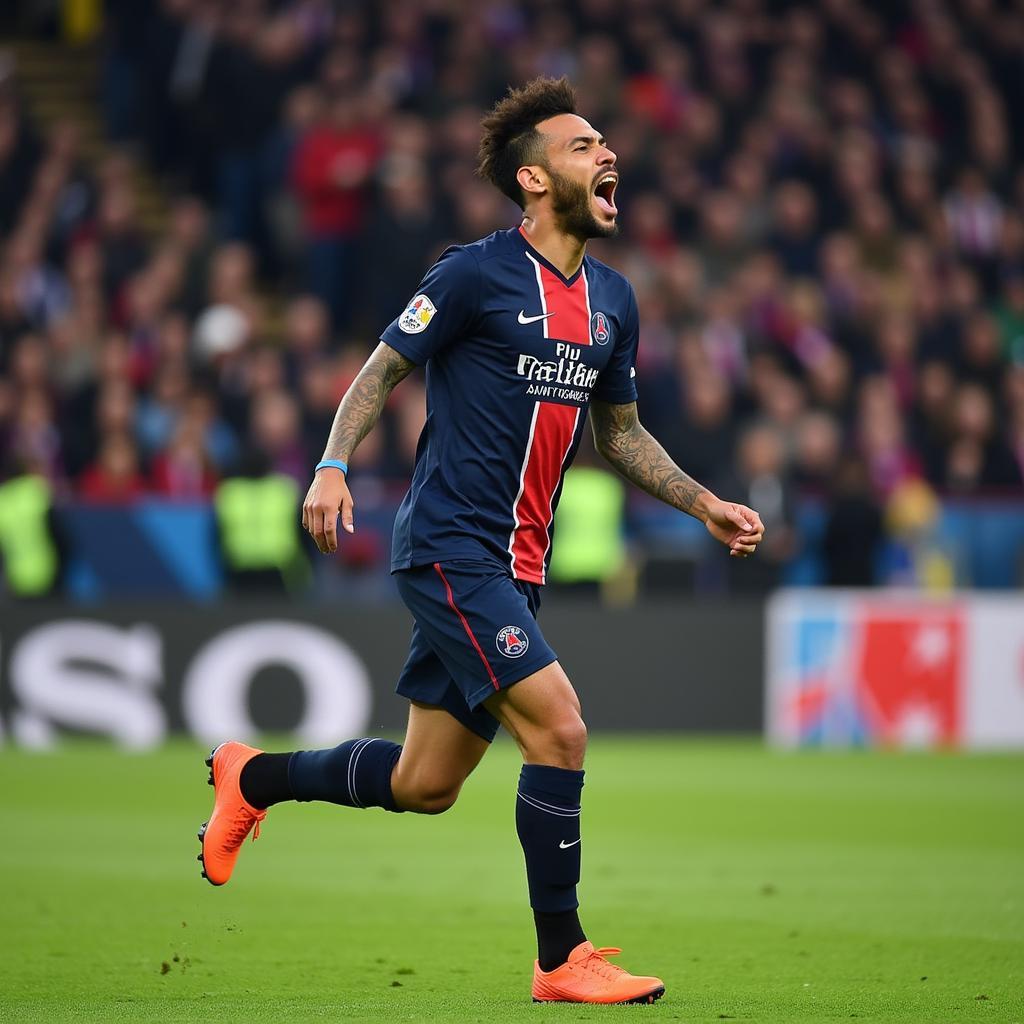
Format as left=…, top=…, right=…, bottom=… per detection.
left=382, top=226, right=639, bottom=584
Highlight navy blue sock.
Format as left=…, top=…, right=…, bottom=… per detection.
left=240, top=752, right=294, bottom=808
left=287, top=739, right=403, bottom=811
left=517, top=764, right=587, bottom=968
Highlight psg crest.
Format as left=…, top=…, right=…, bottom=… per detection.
left=496, top=625, right=530, bottom=658
left=591, top=310, right=611, bottom=345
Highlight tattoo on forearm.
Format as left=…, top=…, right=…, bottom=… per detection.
left=590, top=401, right=708, bottom=516
left=321, top=342, right=416, bottom=463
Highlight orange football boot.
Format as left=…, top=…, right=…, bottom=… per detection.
left=532, top=941, right=665, bottom=1004
left=197, top=741, right=266, bottom=886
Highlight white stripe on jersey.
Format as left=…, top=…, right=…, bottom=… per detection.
left=507, top=401, right=541, bottom=578
left=581, top=264, right=593, bottom=343
left=538, top=405, right=581, bottom=584
left=523, top=251, right=549, bottom=339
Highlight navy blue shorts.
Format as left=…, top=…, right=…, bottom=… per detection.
left=394, top=560, right=558, bottom=742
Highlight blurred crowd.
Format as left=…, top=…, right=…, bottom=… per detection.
left=1, top=0, right=1023, bottom=592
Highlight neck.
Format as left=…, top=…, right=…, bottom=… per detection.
left=519, top=214, right=586, bottom=278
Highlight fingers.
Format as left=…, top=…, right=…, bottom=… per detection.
left=340, top=492, right=355, bottom=535
left=322, top=504, right=338, bottom=553
left=307, top=505, right=327, bottom=554
left=302, top=484, right=352, bottom=555
left=730, top=542, right=759, bottom=557
left=729, top=514, right=764, bottom=557
left=727, top=504, right=764, bottom=558
left=302, top=498, right=321, bottom=553
left=301, top=484, right=314, bottom=533
left=731, top=527, right=763, bottom=546
left=725, top=505, right=753, bottom=531
left=301, top=497, right=331, bottom=554
left=730, top=528, right=763, bottom=554
left=740, top=505, right=765, bottom=535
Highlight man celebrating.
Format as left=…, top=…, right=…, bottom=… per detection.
left=198, top=77, right=764, bottom=1005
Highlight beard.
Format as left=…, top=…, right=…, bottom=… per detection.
left=547, top=167, right=619, bottom=240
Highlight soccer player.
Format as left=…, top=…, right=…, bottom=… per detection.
left=198, top=76, right=764, bottom=1005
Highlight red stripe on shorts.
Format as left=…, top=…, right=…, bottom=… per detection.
left=433, top=562, right=501, bottom=691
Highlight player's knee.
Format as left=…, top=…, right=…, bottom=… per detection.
left=396, top=772, right=462, bottom=814
left=558, top=715, right=588, bottom=765
left=535, top=714, right=587, bottom=769
left=410, top=783, right=460, bottom=815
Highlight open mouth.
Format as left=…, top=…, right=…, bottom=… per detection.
left=593, top=172, right=618, bottom=216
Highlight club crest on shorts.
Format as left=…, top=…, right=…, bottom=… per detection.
left=399, top=293, right=436, bottom=333
left=496, top=625, right=530, bottom=658
left=591, top=310, right=611, bottom=345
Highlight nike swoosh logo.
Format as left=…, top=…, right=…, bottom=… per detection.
left=518, top=310, right=555, bottom=325
left=559, top=839, right=581, bottom=849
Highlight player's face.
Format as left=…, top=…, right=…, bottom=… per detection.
left=537, top=113, right=619, bottom=239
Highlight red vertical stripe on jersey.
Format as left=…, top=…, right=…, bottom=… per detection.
left=537, top=264, right=591, bottom=346
left=509, top=265, right=591, bottom=584
left=510, top=402, right=579, bottom=583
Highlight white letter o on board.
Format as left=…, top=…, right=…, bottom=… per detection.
left=182, top=621, right=371, bottom=745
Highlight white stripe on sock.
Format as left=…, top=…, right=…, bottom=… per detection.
left=349, top=738, right=378, bottom=808
left=517, top=790, right=581, bottom=817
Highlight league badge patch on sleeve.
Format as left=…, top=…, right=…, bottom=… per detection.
left=399, top=294, right=437, bottom=333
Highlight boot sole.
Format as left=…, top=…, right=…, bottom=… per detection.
left=533, top=985, right=665, bottom=1005
left=197, top=746, right=223, bottom=886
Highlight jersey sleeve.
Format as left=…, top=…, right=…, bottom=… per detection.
left=591, top=283, right=639, bottom=405
left=380, top=246, right=480, bottom=364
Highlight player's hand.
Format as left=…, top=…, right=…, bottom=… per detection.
left=302, top=468, right=354, bottom=554
left=702, top=499, right=765, bottom=558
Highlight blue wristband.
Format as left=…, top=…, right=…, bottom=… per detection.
left=315, top=459, right=348, bottom=475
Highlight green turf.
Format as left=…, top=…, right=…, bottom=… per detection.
left=0, top=737, right=1021, bottom=1023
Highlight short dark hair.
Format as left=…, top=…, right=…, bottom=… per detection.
left=477, top=76, right=578, bottom=209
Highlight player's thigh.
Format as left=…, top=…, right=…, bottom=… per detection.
left=483, top=660, right=587, bottom=767
left=395, top=561, right=557, bottom=729
left=392, top=700, right=491, bottom=807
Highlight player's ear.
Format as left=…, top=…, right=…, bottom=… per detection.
left=516, top=164, right=547, bottom=199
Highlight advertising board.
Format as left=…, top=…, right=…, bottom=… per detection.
left=766, top=590, right=1024, bottom=748
left=0, top=601, right=763, bottom=747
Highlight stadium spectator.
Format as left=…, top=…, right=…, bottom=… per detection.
left=548, top=459, right=628, bottom=599
left=290, top=89, right=382, bottom=329
left=2, top=0, right=1024, bottom=595
left=822, top=454, right=883, bottom=587
left=719, top=421, right=797, bottom=591
left=281, top=294, right=331, bottom=385
left=0, top=88, right=42, bottom=236
left=0, top=452, right=62, bottom=598
left=78, top=431, right=147, bottom=503
left=214, top=447, right=309, bottom=594
left=150, top=417, right=218, bottom=499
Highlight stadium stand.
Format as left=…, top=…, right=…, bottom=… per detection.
left=0, top=0, right=1022, bottom=598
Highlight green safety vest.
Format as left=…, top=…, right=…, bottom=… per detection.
left=215, top=475, right=304, bottom=575
left=0, top=474, right=59, bottom=596
left=548, top=467, right=625, bottom=583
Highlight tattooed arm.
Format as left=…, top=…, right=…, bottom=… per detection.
left=302, top=342, right=417, bottom=553
left=589, top=399, right=766, bottom=557
left=590, top=399, right=710, bottom=517
left=319, top=342, right=416, bottom=464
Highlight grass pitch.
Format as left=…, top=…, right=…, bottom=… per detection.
left=0, top=737, right=1021, bottom=1023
